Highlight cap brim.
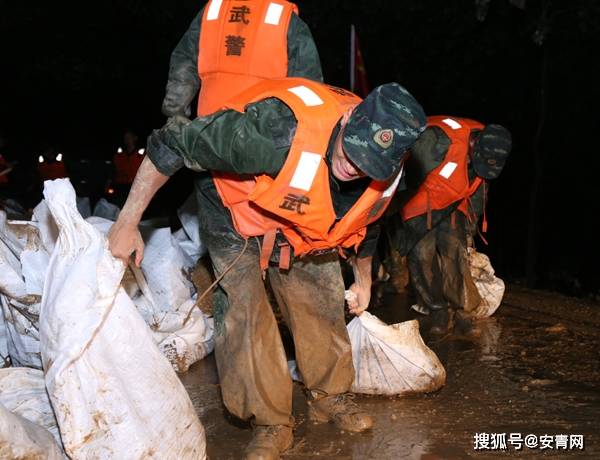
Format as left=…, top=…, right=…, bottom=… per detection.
left=342, top=137, right=396, bottom=181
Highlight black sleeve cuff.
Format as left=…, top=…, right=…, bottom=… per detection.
left=146, top=131, right=185, bottom=177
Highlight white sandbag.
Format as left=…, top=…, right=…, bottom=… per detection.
left=141, top=227, right=195, bottom=310
left=0, top=403, right=64, bottom=460
left=0, top=214, right=47, bottom=368
left=39, top=179, right=207, bottom=459
left=0, top=312, right=8, bottom=367
left=0, top=367, right=64, bottom=452
left=92, top=197, right=120, bottom=221
left=88, top=217, right=214, bottom=372
left=177, top=193, right=206, bottom=263
left=0, top=235, right=27, bottom=301
left=76, top=195, right=91, bottom=219
left=0, top=228, right=43, bottom=368
left=32, top=198, right=59, bottom=255
left=0, top=211, right=28, bottom=256
left=0, top=295, right=42, bottom=368
left=467, top=248, right=505, bottom=318
left=347, top=311, right=446, bottom=395
left=157, top=304, right=215, bottom=373
left=130, top=264, right=214, bottom=373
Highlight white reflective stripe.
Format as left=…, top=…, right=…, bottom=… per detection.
left=287, top=86, right=324, bottom=107
left=264, top=2, right=284, bottom=25
left=439, top=161, right=458, bottom=179
left=382, top=166, right=403, bottom=198
left=442, top=118, right=462, bottom=130
left=206, top=0, right=223, bottom=20
left=289, top=152, right=321, bottom=191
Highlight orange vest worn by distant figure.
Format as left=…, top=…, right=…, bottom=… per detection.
left=401, top=116, right=485, bottom=226
left=197, top=0, right=297, bottom=116
left=215, top=78, right=403, bottom=268
left=38, top=158, right=67, bottom=181
left=113, top=149, right=145, bottom=185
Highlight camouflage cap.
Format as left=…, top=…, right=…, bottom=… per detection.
left=472, top=124, right=512, bottom=180
left=342, top=83, right=426, bottom=181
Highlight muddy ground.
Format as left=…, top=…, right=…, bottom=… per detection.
left=180, top=285, right=600, bottom=459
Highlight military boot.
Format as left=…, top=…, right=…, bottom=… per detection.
left=429, top=308, right=451, bottom=335
left=245, top=424, right=294, bottom=460
left=308, top=392, right=374, bottom=432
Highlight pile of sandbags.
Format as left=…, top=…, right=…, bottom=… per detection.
left=0, top=179, right=211, bottom=458
left=38, top=179, right=207, bottom=458
left=0, top=185, right=213, bottom=373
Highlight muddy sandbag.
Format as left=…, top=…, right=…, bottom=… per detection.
left=467, top=248, right=505, bottom=318
left=347, top=311, right=446, bottom=395
left=129, top=263, right=214, bottom=373
left=32, top=200, right=59, bottom=256
left=87, top=217, right=215, bottom=373
left=0, top=312, right=8, bottom=367
left=0, top=403, right=64, bottom=460
left=39, top=179, right=207, bottom=459
left=0, top=367, right=64, bottom=456
left=0, top=217, right=44, bottom=368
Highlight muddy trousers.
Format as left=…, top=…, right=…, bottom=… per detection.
left=407, top=212, right=481, bottom=312
left=201, top=226, right=354, bottom=426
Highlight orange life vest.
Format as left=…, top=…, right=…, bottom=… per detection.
left=215, top=78, right=404, bottom=268
left=401, top=116, right=485, bottom=226
left=113, top=148, right=145, bottom=185
left=197, top=0, right=297, bottom=116
left=38, top=158, right=67, bottom=181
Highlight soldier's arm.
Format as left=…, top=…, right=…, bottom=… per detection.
left=286, top=13, right=323, bottom=82
left=148, top=98, right=293, bottom=177
left=108, top=157, right=169, bottom=266
left=345, top=224, right=380, bottom=315
left=161, top=8, right=204, bottom=117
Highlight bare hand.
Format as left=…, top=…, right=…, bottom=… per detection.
left=108, top=220, right=145, bottom=267
left=345, top=283, right=371, bottom=316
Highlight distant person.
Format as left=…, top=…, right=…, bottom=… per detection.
left=110, top=129, right=145, bottom=206
left=399, top=116, right=512, bottom=334
left=37, top=146, right=67, bottom=182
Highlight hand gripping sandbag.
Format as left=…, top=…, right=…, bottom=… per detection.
left=467, top=248, right=505, bottom=318
left=86, top=217, right=214, bottom=373
left=347, top=312, right=446, bottom=395
left=0, top=367, right=65, bottom=459
left=39, top=179, right=206, bottom=460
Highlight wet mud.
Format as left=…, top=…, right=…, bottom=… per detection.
left=180, top=285, right=600, bottom=459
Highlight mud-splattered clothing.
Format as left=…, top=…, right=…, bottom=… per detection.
left=151, top=14, right=361, bottom=426
left=400, top=126, right=485, bottom=312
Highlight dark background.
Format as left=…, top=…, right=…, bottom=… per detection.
left=0, top=0, right=598, bottom=296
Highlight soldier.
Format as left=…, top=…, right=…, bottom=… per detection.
left=111, top=129, right=145, bottom=206
left=37, top=146, right=67, bottom=182
left=109, top=78, right=426, bottom=460
left=162, top=0, right=322, bottom=119
left=399, top=116, right=512, bottom=334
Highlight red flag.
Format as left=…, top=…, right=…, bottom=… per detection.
left=350, top=25, right=369, bottom=98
